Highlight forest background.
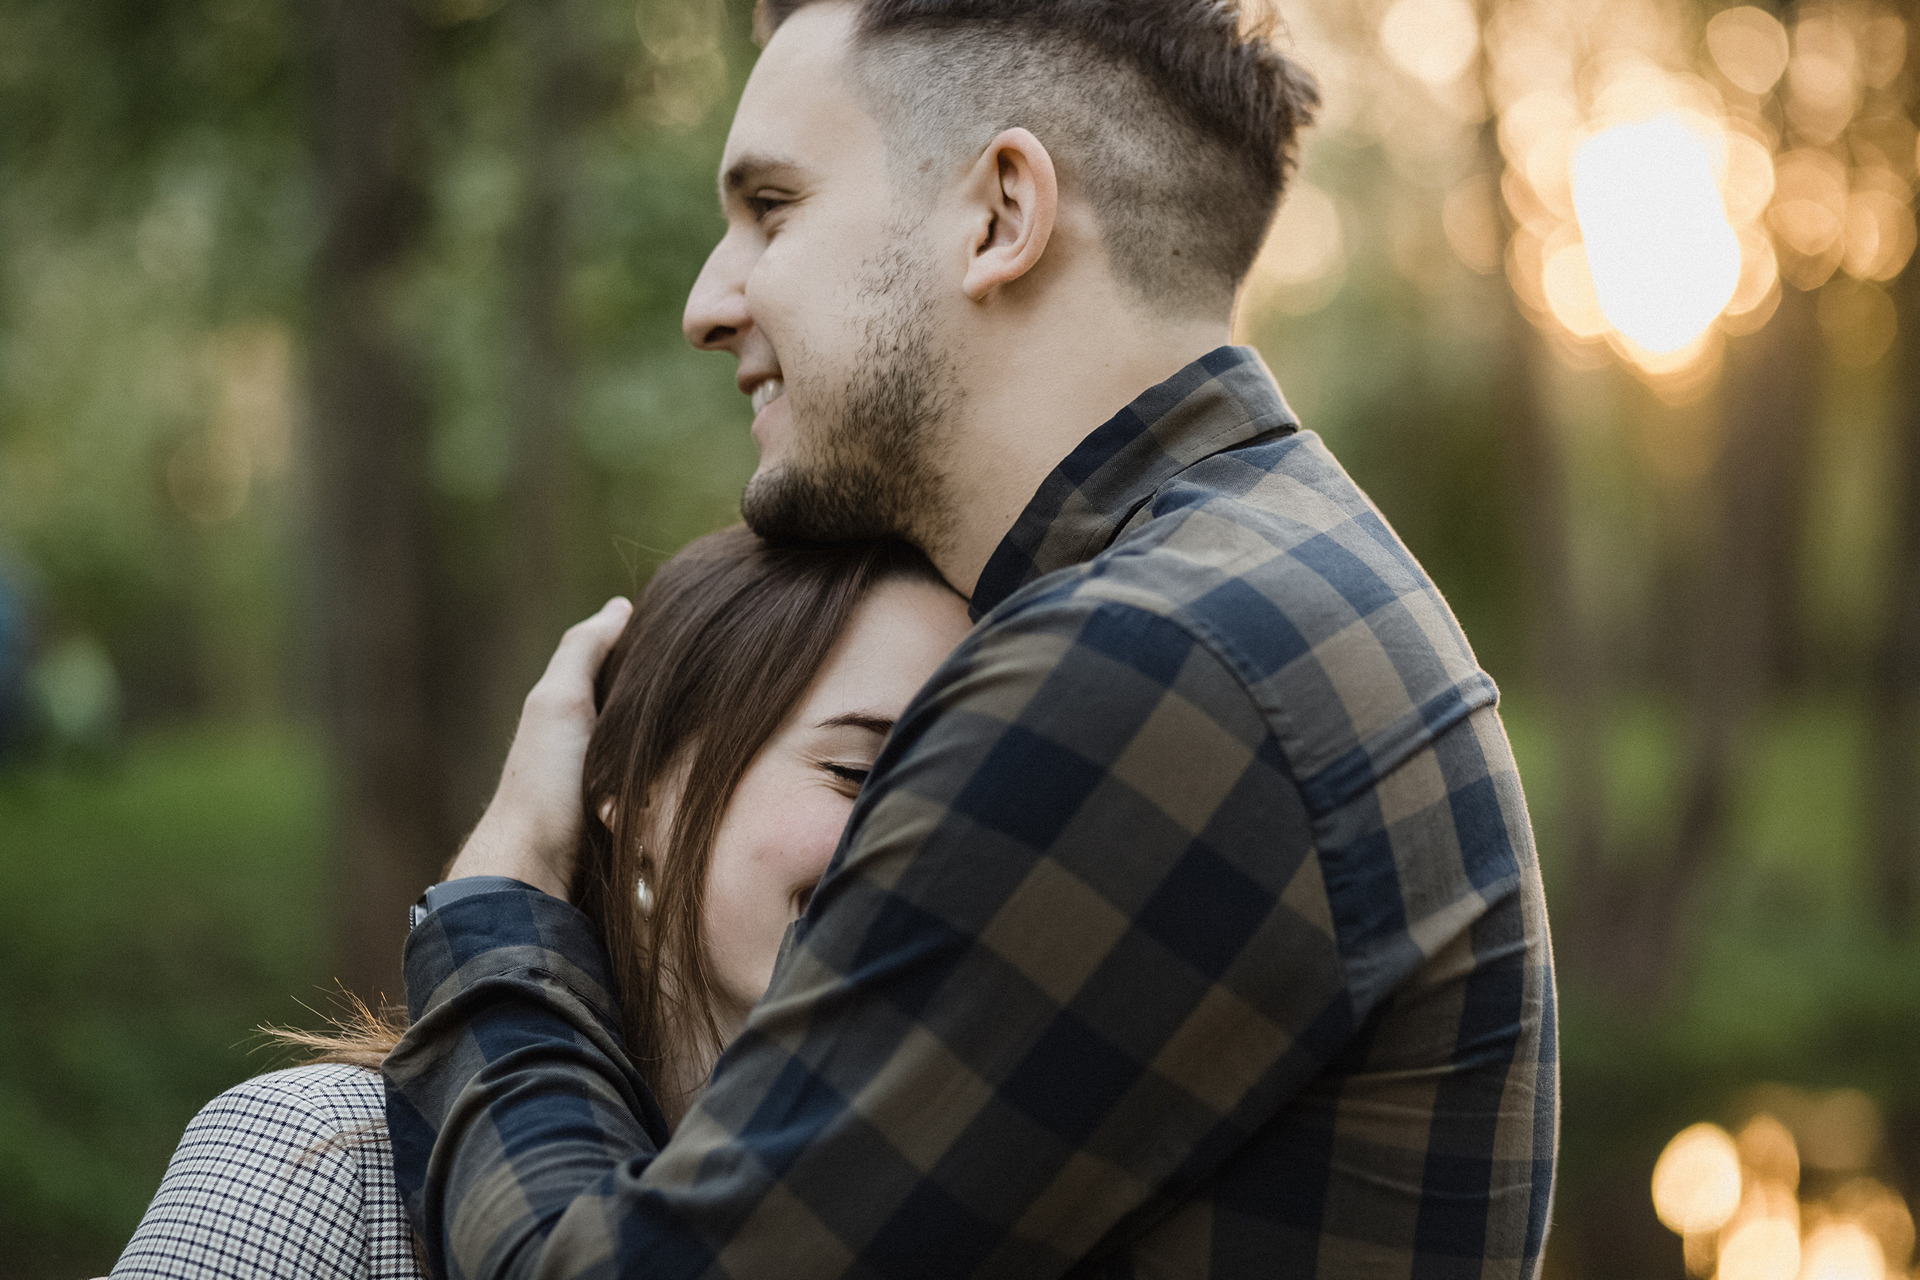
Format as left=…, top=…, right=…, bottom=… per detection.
left=3, top=0, right=1919, bottom=1277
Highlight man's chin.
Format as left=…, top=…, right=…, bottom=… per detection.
left=740, top=464, right=899, bottom=545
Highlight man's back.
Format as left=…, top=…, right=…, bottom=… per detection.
left=1009, top=423, right=1555, bottom=1274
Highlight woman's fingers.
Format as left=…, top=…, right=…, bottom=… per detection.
left=443, top=597, right=635, bottom=900
left=543, top=596, right=633, bottom=686
left=524, top=596, right=633, bottom=721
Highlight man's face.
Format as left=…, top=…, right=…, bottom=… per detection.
left=683, top=3, right=956, bottom=547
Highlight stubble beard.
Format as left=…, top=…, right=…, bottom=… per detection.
left=740, top=236, right=956, bottom=553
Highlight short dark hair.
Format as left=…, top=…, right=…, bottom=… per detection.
left=756, top=0, right=1320, bottom=316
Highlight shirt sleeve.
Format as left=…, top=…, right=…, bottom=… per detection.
left=112, top=1067, right=386, bottom=1280
left=385, top=592, right=1411, bottom=1280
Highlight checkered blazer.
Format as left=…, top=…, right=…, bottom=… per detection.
left=114, top=1063, right=426, bottom=1279
left=386, top=346, right=1558, bottom=1279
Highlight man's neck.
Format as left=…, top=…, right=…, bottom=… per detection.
left=929, top=315, right=1233, bottom=600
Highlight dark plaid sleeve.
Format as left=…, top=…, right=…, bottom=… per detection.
left=386, top=575, right=1540, bottom=1278
left=382, top=889, right=669, bottom=1280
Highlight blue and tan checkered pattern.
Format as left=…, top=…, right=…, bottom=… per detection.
left=386, top=345, right=1557, bottom=1280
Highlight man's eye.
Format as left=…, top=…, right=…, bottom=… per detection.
left=745, top=195, right=786, bottom=220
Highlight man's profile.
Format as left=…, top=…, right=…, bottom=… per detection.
left=385, top=3, right=1558, bottom=1277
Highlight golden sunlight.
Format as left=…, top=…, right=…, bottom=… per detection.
left=1786, top=9, right=1864, bottom=145
left=1569, top=113, right=1744, bottom=356
left=1707, top=7, right=1792, bottom=96
left=1843, top=169, right=1919, bottom=282
left=1379, top=0, right=1480, bottom=88
left=1656, top=1096, right=1917, bottom=1280
left=1653, top=1123, right=1744, bottom=1236
left=1719, top=1215, right=1803, bottom=1280
left=1831, top=1178, right=1917, bottom=1271
left=1801, top=1221, right=1887, bottom=1280
left=1240, top=181, right=1347, bottom=322
left=1737, top=1115, right=1801, bottom=1192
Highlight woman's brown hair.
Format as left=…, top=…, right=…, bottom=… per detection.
left=272, top=527, right=944, bottom=1113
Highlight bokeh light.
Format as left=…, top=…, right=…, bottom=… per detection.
left=1653, top=1122, right=1744, bottom=1236
left=1719, top=1215, right=1802, bottom=1280
left=1842, top=172, right=1918, bottom=283
left=1570, top=113, right=1743, bottom=356
left=1801, top=1221, right=1887, bottom=1280
left=1656, top=1095, right=1917, bottom=1280
left=1832, top=1178, right=1917, bottom=1272
left=1379, top=0, right=1480, bottom=88
left=1786, top=9, right=1863, bottom=145
left=1436, top=0, right=1913, bottom=398
left=1771, top=148, right=1853, bottom=288
left=1708, top=7, right=1792, bottom=96
left=1737, top=1114, right=1801, bottom=1193
left=1240, top=181, right=1347, bottom=320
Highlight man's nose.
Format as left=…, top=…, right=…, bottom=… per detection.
left=683, top=235, right=752, bottom=352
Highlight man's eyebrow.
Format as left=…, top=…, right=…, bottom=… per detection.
left=816, top=712, right=895, bottom=735
left=721, top=153, right=807, bottom=202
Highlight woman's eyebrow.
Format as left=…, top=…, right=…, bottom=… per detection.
left=815, top=712, right=894, bottom=735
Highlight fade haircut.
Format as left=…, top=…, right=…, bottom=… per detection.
left=756, top=0, right=1320, bottom=316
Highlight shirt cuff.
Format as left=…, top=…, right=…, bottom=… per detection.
left=420, top=874, right=544, bottom=914
left=400, top=884, right=620, bottom=1030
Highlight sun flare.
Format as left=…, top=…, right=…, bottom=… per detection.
left=1570, top=113, right=1745, bottom=356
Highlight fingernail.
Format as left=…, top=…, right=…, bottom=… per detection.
left=605, top=596, right=631, bottom=613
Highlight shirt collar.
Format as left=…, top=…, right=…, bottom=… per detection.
left=970, top=344, right=1298, bottom=619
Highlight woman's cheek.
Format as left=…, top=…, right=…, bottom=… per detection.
left=784, top=791, right=856, bottom=886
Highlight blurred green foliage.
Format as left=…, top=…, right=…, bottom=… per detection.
left=0, top=727, right=327, bottom=1275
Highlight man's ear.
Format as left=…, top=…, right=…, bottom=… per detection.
left=961, top=128, right=1058, bottom=301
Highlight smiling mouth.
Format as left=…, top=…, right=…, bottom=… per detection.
left=751, top=377, right=786, bottom=416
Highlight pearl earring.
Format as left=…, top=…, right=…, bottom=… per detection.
left=635, top=848, right=655, bottom=916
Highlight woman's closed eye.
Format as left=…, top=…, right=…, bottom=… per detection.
left=822, top=762, right=871, bottom=791
left=810, top=713, right=892, bottom=796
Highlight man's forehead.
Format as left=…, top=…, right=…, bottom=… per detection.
left=720, top=3, right=873, bottom=183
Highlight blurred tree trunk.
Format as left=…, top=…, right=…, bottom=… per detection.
left=502, top=0, right=585, bottom=706
left=1870, top=265, right=1920, bottom=933
left=1867, top=40, right=1920, bottom=931
left=1562, top=289, right=1816, bottom=1006
left=1472, top=15, right=1612, bottom=994
left=307, top=0, right=448, bottom=1006
left=1495, top=0, right=1820, bottom=1003
left=429, top=0, right=597, bottom=840
left=1645, top=285, right=1818, bottom=968
left=1492, top=256, right=1619, bottom=977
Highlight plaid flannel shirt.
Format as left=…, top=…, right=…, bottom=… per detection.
left=385, top=345, right=1558, bottom=1280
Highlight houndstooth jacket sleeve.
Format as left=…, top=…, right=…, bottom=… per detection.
left=113, top=1062, right=425, bottom=1280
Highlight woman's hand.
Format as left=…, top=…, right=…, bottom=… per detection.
left=444, top=597, right=633, bottom=901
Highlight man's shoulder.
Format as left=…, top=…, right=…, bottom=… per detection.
left=977, top=430, right=1497, bottom=815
